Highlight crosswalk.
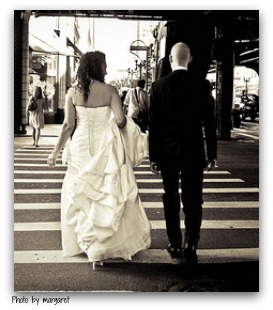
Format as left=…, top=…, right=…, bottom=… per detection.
left=14, top=145, right=259, bottom=270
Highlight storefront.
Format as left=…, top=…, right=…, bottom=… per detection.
left=29, top=32, right=80, bottom=124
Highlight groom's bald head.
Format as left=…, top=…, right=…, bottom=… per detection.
left=169, top=42, right=192, bottom=70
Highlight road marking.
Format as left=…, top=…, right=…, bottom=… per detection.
left=15, top=179, right=65, bottom=183
left=15, top=203, right=61, bottom=210
left=13, top=163, right=155, bottom=167
left=232, top=132, right=259, bottom=140
left=232, top=127, right=259, bottom=139
left=14, top=220, right=258, bottom=231
left=14, top=163, right=65, bottom=167
left=14, top=187, right=259, bottom=194
left=151, top=220, right=258, bottom=229
left=139, top=188, right=259, bottom=193
left=14, top=170, right=232, bottom=176
left=13, top=144, right=259, bottom=270
left=14, top=178, right=244, bottom=183
left=233, top=127, right=259, bottom=133
left=13, top=201, right=259, bottom=210
left=14, top=154, right=57, bottom=158
left=15, top=149, right=53, bottom=153
left=14, top=248, right=259, bottom=264
left=14, top=158, right=62, bottom=163
left=14, top=170, right=66, bottom=175
left=138, top=178, right=244, bottom=183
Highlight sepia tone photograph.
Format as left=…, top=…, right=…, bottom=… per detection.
left=13, top=9, right=259, bottom=296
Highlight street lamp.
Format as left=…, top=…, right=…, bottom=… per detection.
left=244, top=77, right=250, bottom=97
left=130, top=40, right=149, bottom=83
left=135, top=59, right=143, bottom=80
left=127, top=68, right=137, bottom=87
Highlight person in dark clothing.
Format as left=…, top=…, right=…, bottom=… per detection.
left=148, top=42, right=217, bottom=266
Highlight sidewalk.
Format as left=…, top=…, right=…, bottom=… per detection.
left=14, top=124, right=62, bottom=150
left=14, top=122, right=259, bottom=148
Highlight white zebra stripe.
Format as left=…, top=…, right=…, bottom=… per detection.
left=14, top=178, right=244, bottom=183
left=14, top=220, right=259, bottom=231
left=14, top=155, right=58, bottom=158
left=14, top=187, right=259, bottom=194
left=13, top=162, right=229, bottom=172
left=234, top=132, right=259, bottom=140
left=15, top=179, right=64, bottom=183
left=140, top=188, right=259, bottom=194
left=13, top=163, right=156, bottom=167
left=14, top=163, right=64, bottom=167
left=14, top=158, right=62, bottom=162
left=13, top=201, right=259, bottom=210
left=15, top=149, right=53, bottom=153
left=14, top=169, right=231, bottom=175
left=14, top=170, right=66, bottom=175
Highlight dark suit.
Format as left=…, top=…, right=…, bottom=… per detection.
left=149, top=69, right=217, bottom=248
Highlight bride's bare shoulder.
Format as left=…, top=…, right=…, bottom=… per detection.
left=103, top=83, right=119, bottom=95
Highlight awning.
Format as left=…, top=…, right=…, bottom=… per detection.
left=29, top=33, right=81, bottom=57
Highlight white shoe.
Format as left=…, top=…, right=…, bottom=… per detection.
left=92, top=261, right=104, bottom=271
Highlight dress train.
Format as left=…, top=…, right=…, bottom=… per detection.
left=61, top=115, right=151, bottom=264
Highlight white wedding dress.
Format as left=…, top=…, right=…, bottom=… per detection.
left=61, top=105, right=151, bottom=263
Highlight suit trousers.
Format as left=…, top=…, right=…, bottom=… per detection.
left=160, top=158, right=204, bottom=248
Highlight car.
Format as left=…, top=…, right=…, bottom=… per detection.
left=232, top=95, right=244, bottom=127
left=233, top=96, right=245, bottom=112
left=242, top=94, right=259, bottom=121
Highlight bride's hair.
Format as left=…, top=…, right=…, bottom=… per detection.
left=75, top=51, right=106, bottom=102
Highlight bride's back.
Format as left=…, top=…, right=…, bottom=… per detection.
left=73, top=81, right=114, bottom=108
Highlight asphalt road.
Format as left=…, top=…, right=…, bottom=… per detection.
left=13, top=122, right=259, bottom=292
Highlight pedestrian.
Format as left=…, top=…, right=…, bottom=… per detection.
left=148, top=42, right=217, bottom=266
left=124, top=79, right=150, bottom=133
left=120, top=88, right=128, bottom=104
left=26, top=86, right=46, bottom=147
left=47, top=51, right=151, bottom=270
left=119, top=88, right=128, bottom=114
left=204, top=79, right=216, bottom=127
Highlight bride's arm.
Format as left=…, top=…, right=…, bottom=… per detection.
left=109, top=87, right=126, bottom=129
left=47, top=91, right=76, bottom=166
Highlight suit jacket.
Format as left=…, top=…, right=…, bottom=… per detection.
left=149, top=69, right=217, bottom=168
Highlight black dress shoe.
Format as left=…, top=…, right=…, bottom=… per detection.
left=184, top=242, right=198, bottom=265
left=167, top=244, right=182, bottom=259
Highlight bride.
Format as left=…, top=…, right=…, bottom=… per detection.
left=47, top=51, right=151, bottom=269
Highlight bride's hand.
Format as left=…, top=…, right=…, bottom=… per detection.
left=47, top=152, right=57, bottom=166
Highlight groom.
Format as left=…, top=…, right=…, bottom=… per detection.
left=148, top=42, right=217, bottom=265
